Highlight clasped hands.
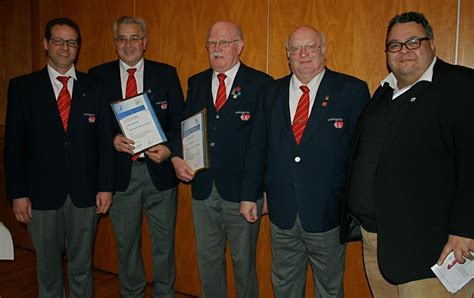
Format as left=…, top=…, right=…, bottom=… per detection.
left=114, top=134, right=170, bottom=164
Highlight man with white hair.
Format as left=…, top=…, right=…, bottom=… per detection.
left=171, top=20, right=272, bottom=298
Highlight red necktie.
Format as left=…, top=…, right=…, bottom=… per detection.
left=292, top=85, right=310, bottom=145
left=126, top=68, right=141, bottom=161
left=126, top=68, right=138, bottom=98
left=215, top=73, right=227, bottom=111
left=56, top=76, right=71, bottom=131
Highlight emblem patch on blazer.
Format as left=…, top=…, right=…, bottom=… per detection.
left=328, top=118, right=343, bottom=129
left=235, top=111, right=251, bottom=121
left=241, top=113, right=251, bottom=121
left=83, top=113, right=96, bottom=123
left=156, top=100, right=168, bottom=110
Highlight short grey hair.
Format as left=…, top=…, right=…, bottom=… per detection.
left=113, top=16, right=147, bottom=39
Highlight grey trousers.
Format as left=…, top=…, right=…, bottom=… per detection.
left=192, top=185, right=263, bottom=298
left=270, top=217, right=346, bottom=298
left=28, top=196, right=97, bottom=298
left=110, top=162, right=177, bottom=298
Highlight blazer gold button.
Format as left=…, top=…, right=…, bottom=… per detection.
left=294, top=156, right=301, bottom=162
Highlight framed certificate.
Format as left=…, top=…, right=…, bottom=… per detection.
left=181, top=109, right=209, bottom=171
left=110, top=93, right=167, bottom=154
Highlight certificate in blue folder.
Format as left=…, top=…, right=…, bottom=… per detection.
left=111, top=93, right=167, bottom=154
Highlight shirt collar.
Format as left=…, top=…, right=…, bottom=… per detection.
left=120, top=58, right=144, bottom=73
left=381, top=56, right=437, bottom=91
left=290, top=68, right=326, bottom=93
left=213, top=61, right=241, bottom=81
left=47, top=64, right=77, bottom=81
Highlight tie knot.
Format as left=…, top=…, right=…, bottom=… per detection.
left=57, top=76, right=69, bottom=85
left=217, top=73, right=227, bottom=82
left=300, top=85, right=310, bottom=94
left=127, top=68, right=137, bottom=75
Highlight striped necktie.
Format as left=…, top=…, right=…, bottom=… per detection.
left=292, top=85, right=310, bottom=144
left=56, top=76, right=71, bottom=131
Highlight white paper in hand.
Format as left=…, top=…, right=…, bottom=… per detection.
left=431, top=251, right=474, bottom=293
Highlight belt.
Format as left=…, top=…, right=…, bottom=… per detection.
left=134, top=157, right=147, bottom=163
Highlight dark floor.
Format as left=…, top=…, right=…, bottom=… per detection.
left=0, top=247, right=196, bottom=297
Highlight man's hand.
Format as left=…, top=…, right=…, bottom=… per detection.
left=240, top=201, right=258, bottom=223
left=113, top=134, right=135, bottom=154
left=171, top=157, right=195, bottom=182
left=145, top=144, right=171, bottom=164
left=437, top=234, right=474, bottom=265
left=96, top=192, right=113, bottom=214
left=12, top=197, right=32, bottom=223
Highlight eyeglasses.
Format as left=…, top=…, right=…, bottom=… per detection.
left=386, top=37, right=431, bottom=53
left=205, top=39, right=240, bottom=49
left=115, top=35, right=145, bottom=45
left=50, top=37, right=79, bottom=48
left=287, top=43, right=322, bottom=56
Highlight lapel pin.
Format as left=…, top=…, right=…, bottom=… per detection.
left=322, top=95, right=330, bottom=107
left=410, top=97, right=416, bottom=102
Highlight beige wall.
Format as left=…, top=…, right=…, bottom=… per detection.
left=1, top=0, right=473, bottom=297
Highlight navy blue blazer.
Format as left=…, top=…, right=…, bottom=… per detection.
left=244, top=69, right=370, bottom=232
left=4, top=68, right=114, bottom=210
left=172, top=63, right=273, bottom=202
left=89, top=60, right=185, bottom=191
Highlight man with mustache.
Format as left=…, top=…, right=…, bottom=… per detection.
left=171, top=20, right=272, bottom=298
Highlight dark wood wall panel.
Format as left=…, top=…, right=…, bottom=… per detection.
left=31, top=0, right=132, bottom=71
left=268, top=0, right=457, bottom=93
left=459, top=0, right=474, bottom=68
left=1, top=0, right=473, bottom=297
left=0, top=0, right=33, bottom=247
left=0, top=0, right=33, bottom=125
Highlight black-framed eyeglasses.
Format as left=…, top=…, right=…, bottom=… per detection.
left=386, top=37, right=431, bottom=53
left=115, top=35, right=145, bottom=45
left=205, top=39, right=240, bottom=49
left=287, top=43, right=322, bottom=56
left=50, top=37, right=79, bottom=48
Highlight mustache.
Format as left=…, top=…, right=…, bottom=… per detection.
left=212, top=52, right=224, bottom=58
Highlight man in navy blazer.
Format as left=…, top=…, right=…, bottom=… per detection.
left=343, top=12, right=474, bottom=296
left=4, top=18, right=113, bottom=296
left=241, top=26, right=369, bottom=297
left=88, top=16, right=184, bottom=297
left=171, top=21, right=272, bottom=298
